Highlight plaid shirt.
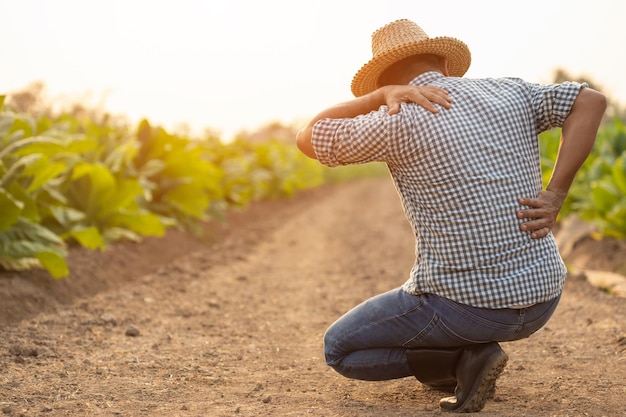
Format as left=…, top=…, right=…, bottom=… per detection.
left=312, top=72, right=585, bottom=308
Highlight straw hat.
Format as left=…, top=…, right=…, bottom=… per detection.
left=351, top=19, right=471, bottom=97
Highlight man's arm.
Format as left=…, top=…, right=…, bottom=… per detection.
left=517, top=87, right=607, bottom=239
left=295, top=85, right=452, bottom=159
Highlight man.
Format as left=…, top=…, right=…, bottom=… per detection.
left=296, top=19, right=606, bottom=413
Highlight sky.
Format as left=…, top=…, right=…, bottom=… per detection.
left=2, top=0, right=625, bottom=140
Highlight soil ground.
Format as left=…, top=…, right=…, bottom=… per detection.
left=1, top=177, right=625, bottom=417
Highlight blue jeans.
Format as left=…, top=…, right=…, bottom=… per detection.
left=323, top=288, right=561, bottom=381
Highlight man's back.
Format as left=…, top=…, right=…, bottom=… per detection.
left=378, top=72, right=584, bottom=308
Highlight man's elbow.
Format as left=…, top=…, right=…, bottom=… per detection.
left=296, top=128, right=318, bottom=159
left=579, top=87, right=608, bottom=119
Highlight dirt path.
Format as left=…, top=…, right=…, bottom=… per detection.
left=1, top=178, right=625, bottom=417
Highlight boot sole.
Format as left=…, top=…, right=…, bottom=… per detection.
left=441, top=350, right=509, bottom=413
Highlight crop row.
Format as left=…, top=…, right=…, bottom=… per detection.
left=1, top=97, right=386, bottom=278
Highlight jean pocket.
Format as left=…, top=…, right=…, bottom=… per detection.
left=434, top=299, right=521, bottom=344
left=437, top=315, right=509, bottom=344
left=402, top=313, right=492, bottom=347
left=401, top=312, right=439, bottom=348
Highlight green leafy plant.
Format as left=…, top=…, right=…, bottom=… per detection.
left=0, top=97, right=69, bottom=277
left=46, top=161, right=167, bottom=246
left=133, top=119, right=225, bottom=233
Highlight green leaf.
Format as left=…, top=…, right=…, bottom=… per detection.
left=11, top=138, right=65, bottom=157
left=65, top=137, right=99, bottom=154
left=68, top=227, right=105, bottom=250
left=70, top=162, right=115, bottom=217
left=106, top=210, right=165, bottom=237
left=41, top=184, right=69, bottom=205
left=22, top=159, right=67, bottom=192
left=7, top=115, right=37, bottom=141
left=0, top=189, right=23, bottom=231
left=0, top=215, right=68, bottom=278
left=0, top=136, right=62, bottom=160
left=48, top=206, right=86, bottom=228
left=164, top=183, right=209, bottom=218
left=99, top=178, right=142, bottom=214
left=0, top=218, right=64, bottom=248
left=6, top=182, right=39, bottom=221
left=0, top=239, right=57, bottom=258
left=0, top=154, right=42, bottom=188
left=35, top=251, right=69, bottom=279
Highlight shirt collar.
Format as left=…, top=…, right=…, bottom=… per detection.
left=409, top=71, right=445, bottom=86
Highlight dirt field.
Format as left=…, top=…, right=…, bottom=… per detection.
left=1, top=177, right=625, bottom=417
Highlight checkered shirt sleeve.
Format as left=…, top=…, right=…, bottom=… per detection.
left=311, top=72, right=585, bottom=308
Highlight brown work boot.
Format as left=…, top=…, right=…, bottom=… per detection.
left=439, top=342, right=508, bottom=413
left=406, top=347, right=462, bottom=393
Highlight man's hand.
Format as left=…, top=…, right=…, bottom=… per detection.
left=383, top=85, right=453, bottom=115
left=517, top=190, right=567, bottom=239
left=296, top=84, right=452, bottom=159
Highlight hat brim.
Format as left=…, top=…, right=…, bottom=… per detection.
left=350, top=36, right=471, bottom=97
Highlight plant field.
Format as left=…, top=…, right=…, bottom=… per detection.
left=0, top=97, right=386, bottom=278
left=1, top=95, right=624, bottom=278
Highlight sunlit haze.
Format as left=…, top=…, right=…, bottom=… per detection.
left=2, top=0, right=625, bottom=140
